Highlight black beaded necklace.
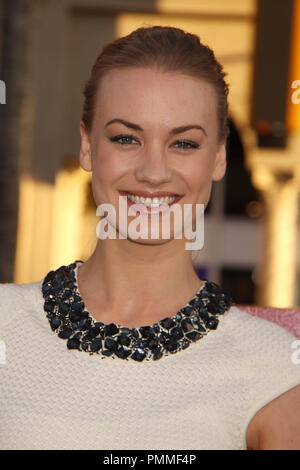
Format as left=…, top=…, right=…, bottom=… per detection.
left=42, top=260, right=235, bottom=362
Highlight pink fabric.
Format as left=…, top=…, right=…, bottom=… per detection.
left=237, top=305, right=300, bottom=338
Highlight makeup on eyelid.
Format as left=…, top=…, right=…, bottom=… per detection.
left=109, top=134, right=201, bottom=149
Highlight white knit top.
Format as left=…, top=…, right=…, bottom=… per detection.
left=0, top=266, right=299, bottom=450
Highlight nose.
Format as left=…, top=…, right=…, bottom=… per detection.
left=134, top=145, right=172, bottom=186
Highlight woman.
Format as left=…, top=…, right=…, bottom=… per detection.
left=0, top=25, right=299, bottom=450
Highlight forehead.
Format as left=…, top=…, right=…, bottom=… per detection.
left=95, top=67, right=218, bottom=127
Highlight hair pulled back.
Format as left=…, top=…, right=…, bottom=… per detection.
left=82, top=25, right=229, bottom=142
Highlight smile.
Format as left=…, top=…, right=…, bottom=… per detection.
left=119, top=191, right=182, bottom=209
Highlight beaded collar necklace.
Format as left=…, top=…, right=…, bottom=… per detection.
left=42, top=260, right=235, bottom=362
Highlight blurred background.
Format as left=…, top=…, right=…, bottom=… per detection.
left=0, top=0, right=300, bottom=307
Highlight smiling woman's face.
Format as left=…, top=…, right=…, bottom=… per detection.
left=79, top=67, right=226, bottom=244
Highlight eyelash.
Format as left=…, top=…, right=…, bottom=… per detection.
left=109, top=134, right=200, bottom=149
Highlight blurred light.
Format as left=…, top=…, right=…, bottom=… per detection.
left=255, top=120, right=272, bottom=136
left=287, top=0, right=300, bottom=132
left=246, top=201, right=264, bottom=218
left=272, top=121, right=286, bottom=138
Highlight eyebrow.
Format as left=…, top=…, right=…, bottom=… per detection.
left=104, top=118, right=207, bottom=137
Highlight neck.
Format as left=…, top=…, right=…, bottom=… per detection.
left=77, top=238, right=203, bottom=327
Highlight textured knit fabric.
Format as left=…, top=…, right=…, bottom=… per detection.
left=238, top=305, right=300, bottom=338
left=0, top=268, right=300, bottom=450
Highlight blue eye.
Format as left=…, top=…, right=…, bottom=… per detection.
left=109, top=135, right=199, bottom=150
left=110, top=134, right=137, bottom=145
left=174, top=140, right=199, bottom=149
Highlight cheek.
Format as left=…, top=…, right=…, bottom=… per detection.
left=91, top=150, right=124, bottom=186
left=89, top=151, right=119, bottom=206
left=184, top=154, right=215, bottom=192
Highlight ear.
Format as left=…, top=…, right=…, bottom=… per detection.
left=79, top=120, right=92, bottom=172
left=212, top=142, right=227, bottom=182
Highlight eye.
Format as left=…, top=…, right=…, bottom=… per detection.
left=109, top=134, right=138, bottom=145
left=109, top=135, right=200, bottom=150
left=173, top=140, right=199, bottom=150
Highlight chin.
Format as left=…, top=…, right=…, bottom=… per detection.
left=126, top=236, right=173, bottom=246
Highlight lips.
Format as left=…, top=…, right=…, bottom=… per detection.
left=118, top=190, right=182, bottom=214
left=119, top=190, right=181, bottom=198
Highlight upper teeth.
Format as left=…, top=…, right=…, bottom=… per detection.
left=126, top=194, right=177, bottom=206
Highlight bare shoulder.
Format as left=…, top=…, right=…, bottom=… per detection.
left=246, top=384, right=300, bottom=450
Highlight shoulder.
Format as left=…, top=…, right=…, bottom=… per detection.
left=236, top=304, right=300, bottom=338
left=225, top=304, right=299, bottom=346
left=230, top=305, right=300, bottom=373
left=229, top=305, right=300, bottom=449
left=227, top=305, right=299, bottom=376
left=248, top=383, right=300, bottom=450
left=0, top=280, right=43, bottom=328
